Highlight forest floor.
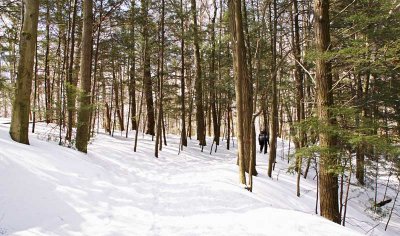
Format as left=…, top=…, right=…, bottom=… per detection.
left=0, top=119, right=398, bottom=235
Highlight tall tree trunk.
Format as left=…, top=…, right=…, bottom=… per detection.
left=314, top=0, right=340, bottom=224
left=191, top=0, right=206, bottom=147
left=130, top=0, right=137, bottom=131
left=75, top=0, right=93, bottom=153
left=112, top=60, right=124, bottom=131
left=10, top=0, right=40, bottom=144
left=32, top=41, right=39, bottom=133
left=292, top=0, right=305, bottom=195
left=44, top=3, right=52, bottom=124
left=141, top=0, right=155, bottom=136
left=89, top=0, right=103, bottom=137
left=242, top=0, right=256, bottom=176
left=180, top=0, right=187, bottom=147
left=355, top=73, right=365, bottom=185
left=210, top=0, right=220, bottom=147
left=228, top=0, right=251, bottom=185
left=155, top=0, right=165, bottom=158
left=66, top=0, right=79, bottom=142
left=268, top=0, right=278, bottom=178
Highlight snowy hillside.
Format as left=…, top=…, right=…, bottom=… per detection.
left=0, top=122, right=397, bottom=235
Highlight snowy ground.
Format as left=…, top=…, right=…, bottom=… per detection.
left=0, top=120, right=398, bottom=235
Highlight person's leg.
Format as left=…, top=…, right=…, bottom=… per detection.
left=264, top=142, right=268, bottom=154
left=260, top=143, right=264, bottom=153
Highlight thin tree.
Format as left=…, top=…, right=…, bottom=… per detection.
left=44, top=1, right=52, bottom=124
left=292, top=0, right=305, bottom=196
left=268, top=0, right=278, bottom=178
left=66, top=0, right=79, bottom=142
left=155, top=0, right=165, bottom=158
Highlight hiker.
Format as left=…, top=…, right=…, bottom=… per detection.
left=258, top=129, right=269, bottom=154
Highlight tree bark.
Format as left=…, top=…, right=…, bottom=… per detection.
left=9, top=0, right=40, bottom=144
left=180, top=0, right=187, bottom=147
left=130, top=0, right=137, bottom=131
left=89, top=0, right=103, bottom=137
left=155, top=0, right=165, bottom=158
left=314, top=0, right=340, bottom=224
left=355, top=73, right=365, bottom=185
left=191, top=0, right=206, bottom=147
left=268, top=0, right=278, bottom=178
left=228, top=0, right=251, bottom=185
left=44, top=3, right=52, bottom=124
left=75, top=0, right=93, bottom=153
left=210, top=0, right=220, bottom=148
left=66, top=0, right=79, bottom=142
left=141, top=0, right=155, bottom=136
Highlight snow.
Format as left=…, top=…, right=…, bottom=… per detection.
left=0, top=120, right=397, bottom=235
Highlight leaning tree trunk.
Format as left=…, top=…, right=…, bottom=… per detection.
left=314, top=0, right=340, bottom=224
left=191, top=0, right=206, bottom=147
left=9, top=0, right=40, bottom=144
left=75, top=0, right=93, bottom=153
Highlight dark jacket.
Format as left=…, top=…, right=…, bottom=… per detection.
left=258, top=132, right=269, bottom=146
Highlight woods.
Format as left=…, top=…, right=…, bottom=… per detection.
left=1, top=0, right=400, bottom=229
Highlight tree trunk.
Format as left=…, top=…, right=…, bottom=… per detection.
left=268, top=0, right=278, bottom=178
left=66, top=0, right=79, bottom=142
left=9, top=0, right=40, bottom=144
left=155, top=0, right=165, bottom=158
left=314, top=0, right=340, bottom=224
left=32, top=40, right=39, bottom=133
left=355, top=73, right=365, bottom=185
left=44, top=4, right=52, bottom=124
left=292, top=0, right=305, bottom=195
left=180, top=0, right=187, bottom=147
left=191, top=0, right=206, bottom=147
left=141, top=0, right=155, bottom=136
left=130, top=0, right=137, bottom=131
left=112, top=61, right=124, bottom=131
left=210, top=0, right=220, bottom=147
left=228, top=0, right=251, bottom=185
left=75, top=0, right=93, bottom=153
left=89, top=0, right=103, bottom=137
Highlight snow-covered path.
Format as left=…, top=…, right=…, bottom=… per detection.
left=0, top=122, right=388, bottom=235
